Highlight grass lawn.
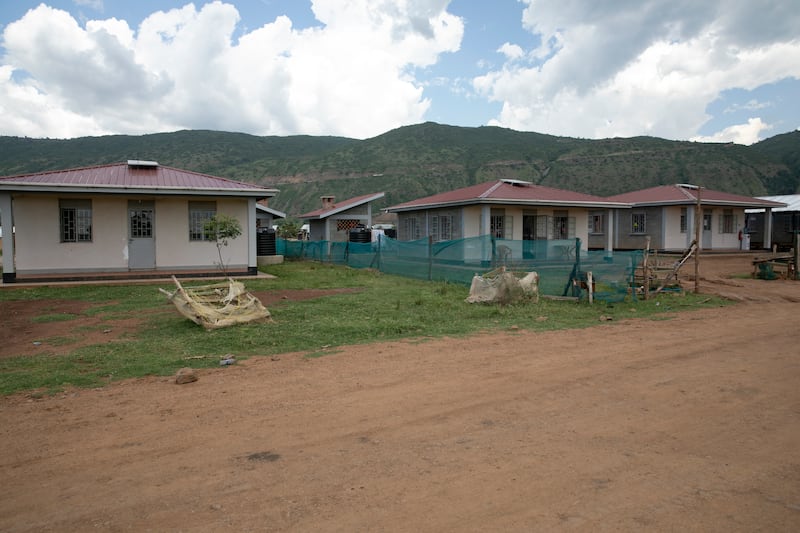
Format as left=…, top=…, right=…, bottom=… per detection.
left=0, top=261, right=727, bottom=396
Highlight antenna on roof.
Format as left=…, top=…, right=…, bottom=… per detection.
left=676, top=183, right=698, bottom=189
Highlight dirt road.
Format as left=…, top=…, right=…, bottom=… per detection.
left=1, top=254, right=799, bottom=532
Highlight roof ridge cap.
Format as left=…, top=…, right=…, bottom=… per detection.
left=478, top=181, right=504, bottom=198
left=675, top=184, right=697, bottom=201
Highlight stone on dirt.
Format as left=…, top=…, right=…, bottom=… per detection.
left=175, top=367, right=198, bottom=384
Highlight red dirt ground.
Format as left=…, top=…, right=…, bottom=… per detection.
left=1, top=255, right=799, bottom=532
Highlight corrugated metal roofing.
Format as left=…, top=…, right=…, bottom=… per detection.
left=298, top=192, right=385, bottom=219
left=753, top=194, right=800, bottom=212
left=387, top=180, right=621, bottom=211
left=0, top=162, right=277, bottom=196
left=605, top=184, right=786, bottom=208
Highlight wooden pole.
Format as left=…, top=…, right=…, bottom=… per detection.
left=587, top=271, right=594, bottom=304
left=643, top=236, right=651, bottom=300
left=694, top=187, right=702, bottom=294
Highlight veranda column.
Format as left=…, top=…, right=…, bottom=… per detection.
left=0, top=193, right=14, bottom=282
left=605, top=208, right=614, bottom=257
left=686, top=206, right=695, bottom=248
left=481, top=205, right=491, bottom=264
left=247, top=198, right=257, bottom=274
left=764, top=208, right=773, bottom=251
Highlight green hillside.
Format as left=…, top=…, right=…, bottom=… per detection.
left=1, top=123, right=798, bottom=217
left=751, top=130, right=800, bottom=194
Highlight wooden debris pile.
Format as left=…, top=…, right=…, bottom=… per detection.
left=160, top=276, right=272, bottom=329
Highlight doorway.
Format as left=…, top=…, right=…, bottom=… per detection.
left=702, top=210, right=713, bottom=249
left=128, top=201, right=155, bottom=269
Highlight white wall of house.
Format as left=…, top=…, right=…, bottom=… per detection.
left=454, top=204, right=593, bottom=263
left=11, top=195, right=252, bottom=275
left=572, top=210, right=590, bottom=249
left=461, top=205, right=589, bottom=247
left=719, top=207, right=749, bottom=250
left=13, top=195, right=129, bottom=274
left=156, top=197, right=250, bottom=270
left=462, top=206, right=482, bottom=237
left=660, top=205, right=748, bottom=251
left=663, top=206, right=689, bottom=250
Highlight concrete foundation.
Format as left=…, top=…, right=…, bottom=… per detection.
left=257, top=255, right=285, bottom=267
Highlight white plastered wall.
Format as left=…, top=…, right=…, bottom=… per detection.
left=13, top=195, right=128, bottom=274
left=462, top=206, right=483, bottom=237
left=156, top=197, right=250, bottom=269
left=12, top=194, right=252, bottom=274
left=663, top=206, right=689, bottom=250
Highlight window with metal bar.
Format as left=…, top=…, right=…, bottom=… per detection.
left=60, top=199, right=92, bottom=242
left=631, top=212, right=646, bottom=234
left=130, top=209, right=153, bottom=238
left=189, top=201, right=216, bottom=241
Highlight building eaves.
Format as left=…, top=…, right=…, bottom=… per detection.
left=606, top=184, right=786, bottom=209
left=387, top=197, right=629, bottom=212
left=0, top=182, right=278, bottom=197
left=746, top=195, right=798, bottom=213
left=298, top=192, right=385, bottom=220
left=256, top=204, right=287, bottom=218
left=0, top=162, right=278, bottom=197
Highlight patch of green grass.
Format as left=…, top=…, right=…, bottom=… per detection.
left=31, top=313, right=80, bottom=323
left=45, top=336, right=80, bottom=346
left=0, top=262, right=730, bottom=396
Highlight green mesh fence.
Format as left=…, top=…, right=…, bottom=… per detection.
left=277, top=236, right=643, bottom=302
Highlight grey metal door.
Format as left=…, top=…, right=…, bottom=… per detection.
left=128, top=201, right=155, bottom=269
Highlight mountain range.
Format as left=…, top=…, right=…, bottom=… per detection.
left=1, top=122, right=798, bottom=217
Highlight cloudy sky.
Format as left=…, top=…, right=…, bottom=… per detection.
left=1, top=0, right=798, bottom=144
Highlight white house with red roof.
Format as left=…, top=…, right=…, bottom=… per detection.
left=0, top=160, right=278, bottom=283
left=603, top=184, right=786, bottom=251
left=386, top=179, right=627, bottom=260
left=298, top=192, right=385, bottom=242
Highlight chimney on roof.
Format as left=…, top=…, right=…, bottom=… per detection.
left=321, top=195, right=335, bottom=209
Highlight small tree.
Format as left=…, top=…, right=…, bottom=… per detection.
left=276, top=218, right=302, bottom=239
left=203, top=214, right=242, bottom=276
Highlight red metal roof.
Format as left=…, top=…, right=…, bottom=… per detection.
left=298, top=192, right=385, bottom=219
left=388, top=180, right=619, bottom=211
left=606, top=184, right=787, bottom=208
left=0, top=162, right=277, bottom=196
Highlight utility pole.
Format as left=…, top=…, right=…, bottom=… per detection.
left=694, top=186, right=702, bottom=294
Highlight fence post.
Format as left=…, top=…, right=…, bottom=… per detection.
left=643, top=236, right=651, bottom=300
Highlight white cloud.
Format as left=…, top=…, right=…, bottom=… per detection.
left=691, top=117, right=771, bottom=145
left=0, top=0, right=464, bottom=139
left=475, top=0, right=800, bottom=142
left=497, top=42, right=523, bottom=60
